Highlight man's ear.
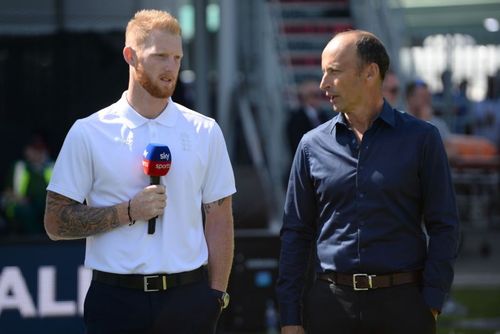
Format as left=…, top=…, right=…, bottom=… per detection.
left=365, top=63, right=380, bottom=83
left=123, top=46, right=136, bottom=67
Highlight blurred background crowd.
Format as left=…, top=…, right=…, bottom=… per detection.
left=0, top=0, right=499, bottom=333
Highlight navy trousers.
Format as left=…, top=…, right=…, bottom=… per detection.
left=84, top=278, right=222, bottom=334
left=304, top=280, right=436, bottom=334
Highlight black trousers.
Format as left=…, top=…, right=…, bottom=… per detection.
left=304, top=280, right=436, bottom=334
left=84, top=278, right=222, bottom=334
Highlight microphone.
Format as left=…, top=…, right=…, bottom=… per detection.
left=142, top=143, right=172, bottom=234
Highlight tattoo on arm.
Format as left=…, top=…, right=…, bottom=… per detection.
left=203, top=197, right=227, bottom=215
left=46, top=191, right=121, bottom=238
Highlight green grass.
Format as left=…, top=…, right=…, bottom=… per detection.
left=437, top=287, right=500, bottom=334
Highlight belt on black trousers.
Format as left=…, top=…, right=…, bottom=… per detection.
left=317, top=271, right=421, bottom=290
left=92, top=266, right=206, bottom=292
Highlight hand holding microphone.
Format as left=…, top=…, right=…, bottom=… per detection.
left=141, top=143, right=172, bottom=234
left=129, top=185, right=166, bottom=223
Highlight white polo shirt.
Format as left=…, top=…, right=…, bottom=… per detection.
left=48, top=92, right=236, bottom=274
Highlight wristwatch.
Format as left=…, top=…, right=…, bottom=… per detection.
left=218, top=291, right=230, bottom=309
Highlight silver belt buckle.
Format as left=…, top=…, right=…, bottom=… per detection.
left=352, top=273, right=376, bottom=291
left=144, top=275, right=160, bottom=292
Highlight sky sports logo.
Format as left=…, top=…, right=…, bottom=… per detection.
left=143, top=146, right=171, bottom=161
left=152, top=163, right=170, bottom=169
left=142, top=149, right=170, bottom=161
left=143, top=144, right=171, bottom=177
left=142, top=160, right=170, bottom=168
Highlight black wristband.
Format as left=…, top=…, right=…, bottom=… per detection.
left=128, top=200, right=135, bottom=225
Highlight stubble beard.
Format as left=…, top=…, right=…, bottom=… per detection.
left=136, top=64, right=177, bottom=99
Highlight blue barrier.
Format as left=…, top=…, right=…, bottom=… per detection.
left=0, top=238, right=89, bottom=334
left=0, top=230, right=281, bottom=333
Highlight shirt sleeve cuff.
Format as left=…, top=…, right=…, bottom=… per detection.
left=422, top=286, right=448, bottom=311
left=279, top=303, right=302, bottom=327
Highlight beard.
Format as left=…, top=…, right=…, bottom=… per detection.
left=136, top=63, right=177, bottom=99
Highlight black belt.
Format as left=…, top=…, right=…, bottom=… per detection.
left=318, top=271, right=421, bottom=291
left=92, top=267, right=205, bottom=292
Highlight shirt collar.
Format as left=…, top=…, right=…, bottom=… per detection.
left=378, top=100, right=396, bottom=127
left=329, top=100, right=396, bottom=133
left=116, top=91, right=179, bottom=129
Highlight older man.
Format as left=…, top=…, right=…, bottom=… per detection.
left=277, top=30, right=459, bottom=334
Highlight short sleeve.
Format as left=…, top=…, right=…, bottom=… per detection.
left=47, top=120, right=93, bottom=203
left=201, top=123, right=236, bottom=203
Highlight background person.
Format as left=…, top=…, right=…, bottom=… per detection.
left=286, top=79, right=332, bottom=156
left=44, top=9, right=235, bottom=334
left=382, top=69, right=401, bottom=108
left=1, top=133, right=53, bottom=235
left=276, top=30, right=460, bottom=334
left=405, top=80, right=498, bottom=161
left=405, top=79, right=458, bottom=159
left=405, top=80, right=452, bottom=141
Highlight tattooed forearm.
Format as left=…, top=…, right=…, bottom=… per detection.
left=203, top=197, right=227, bottom=215
left=46, top=191, right=121, bottom=239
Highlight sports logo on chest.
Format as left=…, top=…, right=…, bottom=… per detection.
left=180, top=132, right=191, bottom=151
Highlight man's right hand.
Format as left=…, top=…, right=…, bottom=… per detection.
left=129, top=185, right=167, bottom=221
left=281, top=325, right=305, bottom=334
